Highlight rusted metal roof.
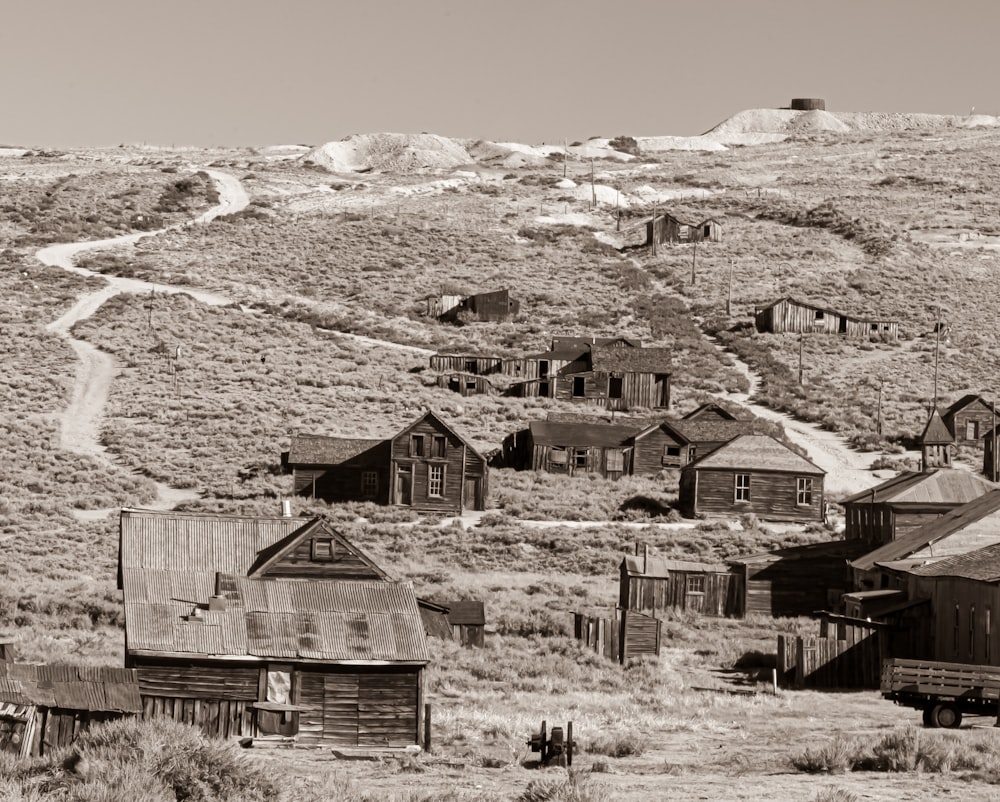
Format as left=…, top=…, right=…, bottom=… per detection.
left=840, top=469, right=996, bottom=506
left=0, top=664, right=140, bottom=712
left=683, top=434, right=824, bottom=475
left=287, top=436, right=387, bottom=466
left=853, top=490, right=1000, bottom=571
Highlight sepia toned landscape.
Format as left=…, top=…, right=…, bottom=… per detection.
left=6, top=104, right=1000, bottom=801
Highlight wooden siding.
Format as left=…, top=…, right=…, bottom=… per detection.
left=632, top=427, right=691, bottom=473
left=621, top=572, right=744, bottom=618
left=135, top=664, right=260, bottom=700
left=390, top=418, right=486, bottom=513
left=776, top=624, right=883, bottom=689
left=739, top=556, right=847, bottom=617
left=945, top=401, right=994, bottom=446
left=645, top=214, right=721, bottom=246
left=453, top=624, right=485, bottom=648
left=844, top=501, right=895, bottom=544
left=258, top=539, right=386, bottom=581
left=754, top=298, right=898, bottom=338
left=552, top=371, right=669, bottom=411
left=1, top=708, right=128, bottom=758
left=573, top=610, right=661, bottom=663
left=683, top=468, right=824, bottom=522
left=429, top=355, right=504, bottom=376
left=436, top=373, right=495, bottom=397
left=528, top=444, right=633, bottom=480
left=143, top=696, right=252, bottom=739
left=911, top=576, right=1000, bottom=665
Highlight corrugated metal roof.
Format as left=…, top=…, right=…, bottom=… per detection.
left=852, top=490, right=1000, bottom=571
left=287, top=435, right=387, bottom=466
left=908, top=541, right=1000, bottom=582
left=684, top=434, right=824, bottom=475
left=528, top=421, right=638, bottom=448
left=0, top=665, right=140, bottom=712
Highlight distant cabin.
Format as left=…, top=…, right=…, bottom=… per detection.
left=429, top=353, right=504, bottom=397
left=754, top=297, right=898, bottom=339
left=504, top=420, right=639, bottom=480
left=427, top=289, right=520, bottom=323
left=620, top=545, right=743, bottom=618
left=645, top=212, right=721, bottom=247
left=942, top=394, right=996, bottom=448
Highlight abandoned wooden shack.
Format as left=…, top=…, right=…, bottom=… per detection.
left=678, top=434, right=826, bottom=522
left=0, top=663, right=141, bottom=758
left=941, top=394, right=996, bottom=449
left=444, top=601, right=486, bottom=647
left=644, top=212, right=721, bottom=247
left=849, top=490, right=1000, bottom=592
left=840, top=468, right=996, bottom=546
left=573, top=609, right=661, bottom=663
left=631, top=417, right=761, bottom=471
left=753, top=297, right=898, bottom=339
left=287, top=410, right=489, bottom=513
left=619, top=545, right=743, bottom=618
left=427, top=289, right=520, bottom=323
left=118, top=508, right=429, bottom=747
left=503, top=420, right=638, bottom=479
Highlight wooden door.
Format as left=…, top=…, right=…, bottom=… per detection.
left=463, top=477, right=479, bottom=510
left=395, top=466, right=412, bottom=506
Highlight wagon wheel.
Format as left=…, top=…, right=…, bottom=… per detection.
left=922, top=707, right=936, bottom=727
left=930, top=704, right=962, bottom=729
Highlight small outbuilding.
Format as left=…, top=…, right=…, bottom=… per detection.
left=620, top=545, right=743, bottom=618
left=645, top=212, right=721, bottom=247
left=942, top=394, right=995, bottom=448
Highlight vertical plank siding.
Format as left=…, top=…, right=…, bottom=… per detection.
left=390, top=418, right=487, bottom=513
left=755, top=298, right=898, bottom=339
left=573, top=611, right=661, bottom=663
left=687, top=469, right=824, bottom=522
left=624, top=574, right=744, bottom=618
left=776, top=620, right=884, bottom=689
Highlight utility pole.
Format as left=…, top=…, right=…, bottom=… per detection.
left=563, top=139, right=567, bottom=179
left=798, top=333, right=804, bottom=385
left=727, top=258, right=734, bottom=316
left=993, top=397, right=997, bottom=482
left=590, top=159, right=596, bottom=209
left=877, top=378, right=884, bottom=437
left=933, top=308, right=942, bottom=410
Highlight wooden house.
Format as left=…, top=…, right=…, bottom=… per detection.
left=118, top=508, right=429, bottom=747
left=645, top=212, right=721, bottom=247
left=0, top=664, right=141, bottom=758
left=427, top=289, right=520, bottom=323
left=503, top=420, right=637, bottom=479
left=678, top=434, right=825, bottom=521
left=429, top=353, right=504, bottom=397
left=754, top=297, right=898, bottom=339
left=729, top=541, right=868, bottom=617
left=631, top=417, right=759, bottom=471
left=840, top=469, right=996, bottom=546
left=288, top=411, right=488, bottom=514
left=984, top=424, right=1000, bottom=481
left=619, top=544, right=743, bottom=618
left=849, top=490, right=1000, bottom=592
left=942, top=394, right=995, bottom=448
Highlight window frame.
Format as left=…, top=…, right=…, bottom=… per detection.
left=686, top=574, right=705, bottom=594
left=428, top=463, right=445, bottom=497
left=572, top=376, right=586, bottom=398
left=734, top=473, right=751, bottom=503
left=608, top=376, right=624, bottom=400
left=796, top=477, right=814, bottom=506
left=430, top=434, right=447, bottom=459
left=410, top=434, right=425, bottom=457
left=361, top=470, right=378, bottom=499
left=311, top=538, right=336, bottom=562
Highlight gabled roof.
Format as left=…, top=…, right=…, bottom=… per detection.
left=528, top=420, right=638, bottom=448
left=840, top=469, right=995, bottom=505
left=907, top=541, right=1000, bottom=582
left=247, top=517, right=389, bottom=579
left=395, top=410, right=487, bottom=464
left=920, top=410, right=954, bottom=446
left=287, top=435, right=386, bottom=466
left=123, top=573, right=428, bottom=662
left=550, top=336, right=641, bottom=350
left=852, top=489, right=1000, bottom=571
left=942, top=394, right=993, bottom=418
left=683, top=434, right=824, bottom=475
left=682, top=403, right=743, bottom=421
left=636, top=417, right=756, bottom=446
left=590, top=345, right=671, bottom=373
left=622, top=555, right=730, bottom=577
left=0, top=664, right=141, bottom=713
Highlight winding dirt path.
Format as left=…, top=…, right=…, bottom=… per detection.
left=39, top=170, right=248, bottom=511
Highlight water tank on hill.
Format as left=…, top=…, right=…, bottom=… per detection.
left=791, top=98, right=826, bottom=111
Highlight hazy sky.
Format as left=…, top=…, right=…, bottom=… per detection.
left=3, top=0, right=998, bottom=148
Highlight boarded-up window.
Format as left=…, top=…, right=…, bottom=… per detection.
left=609, top=377, right=623, bottom=399
left=967, top=421, right=979, bottom=440
left=311, top=538, right=336, bottom=562
left=606, top=450, right=624, bottom=472
left=734, top=474, right=750, bottom=502
left=549, top=448, right=567, bottom=470
left=574, top=450, right=588, bottom=468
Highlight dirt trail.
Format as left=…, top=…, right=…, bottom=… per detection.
left=39, top=170, right=248, bottom=513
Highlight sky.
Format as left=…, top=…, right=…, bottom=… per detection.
left=2, top=0, right=999, bottom=148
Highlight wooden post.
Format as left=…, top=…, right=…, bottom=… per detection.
left=877, top=378, right=884, bottom=437
left=563, top=139, right=567, bottom=178
left=651, top=206, right=657, bottom=256
left=727, top=258, right=734, bottom=316
left=424, top=703, right=432, bottom=753
left=690, top=239, right=697, bottom=285
left=590, top=160, right=596, bottom=209
left=772, top=668, right=778, bottom=694
left=993, top=398, right=998, bottom=482
left=798, top=334, right=804, bottom=385
left=933, top=309, right=941, bottom=410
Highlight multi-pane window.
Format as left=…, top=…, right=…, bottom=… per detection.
left=410, top=434, right=425, bottom=457
left=575, top=450, right=588, bottom=468
left=734, top=474, right=750, bottom=502
left=797, top=477, right=813, bottom=506
left=361, top=470, right=378, bottom=498
left=428, top=464, right=444, bottom=497
left=686, top=575, right=705, bottom=594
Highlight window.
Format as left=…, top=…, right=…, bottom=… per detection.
left=573, top=377, right=586, bottom=398
left=970, top=605, right=977, bottom=659
left=797, top=477, right=813, bottom=506
left=361, top=471, right=378, bottom=498
left=549, top=447, right=567, bottom=470
left=311, top=538, right=336, bottom=562
left=703, top=224, right=711, bottom=238
left=686, top=575, right=705, bottom=594
left=609, top=376, right=623, bottom=399
left=815, top=309, right=825, bottom=320
left=410, top=434, right=425, bottom=457
left=967, top=421, right=979, bottom=440
left=465, top=359, right=477, bottom=374
left=574, top=450, right=588, bottom=468
left=954, top=603, right=961, bottom=656
left=431, top=434, right=447, bottom=458
left=871, top=323, right=879, bottom=331
left=734, top=473, right=750, bottom=502
left=606, top=449, right=624, bottom=472
left=466, top=380, right=477, bottom=391
left=428, top=464, right=445, bottom=497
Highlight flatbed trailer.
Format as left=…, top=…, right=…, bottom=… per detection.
left=881, top=657, right=1000, bottom=728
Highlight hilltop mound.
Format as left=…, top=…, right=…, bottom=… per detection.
left=304, top=133, right=473, bottom=173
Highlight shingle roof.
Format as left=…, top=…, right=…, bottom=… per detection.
left=852, top=489, right=1000, bottom=571
left=682, top=403, right=745, bottom=421
left=0, top=664, right=141, bottom=713
left=840, top=469, right=995, bottom=505
left=908, top=541, right=1000, bottom=582
left=683, top=434, right=824, bottom=475
left=528, top=421, right=638, bottom=448
left=622, top=555, right=730, bottom=577
left=920, top=410, right=954, bottom=446
left=288, top=435, right=385, bottom=466
left=664, top=418, right=758, bottom=444
left=590, top=345, right=672, bottom=373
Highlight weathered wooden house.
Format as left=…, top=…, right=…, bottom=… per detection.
left=118, top=508, right=429, bottom=747
left=645, top=212, right=721, bottom=247
left=503, top=337, right=637, bottom=394
left=287, top=410, right=488, bottom=513
left=678, top=434, right=825, bottom=521
left=632, top=417, right=759, bottom=471
left=427, top=289, right=520, bottom=323
left=619, top=545, right=743, bottom=618
left=429, top=354, right=504, bottom=397
left=754, top=297, right=898, bottom=339
left=840, top=469, right=996, bottom=546
left=729, top=541, right=868, bottom=617
left=849, top=490, right=1000, bottom=592
left=942, top=394, right=995, bottom=448
left=504, top=420, right=638, bottom=479
left=0, top=663, right=141, bottom=758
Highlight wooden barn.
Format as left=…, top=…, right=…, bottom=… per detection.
left=942, top=394, right=995, bottom=448
left=0, top=663, right=141, bottom=758
left=754, top=297, right=898, bottom=339
left=645, top=212, right=721, bottom=247
left=678, top=434, right=825, bottom=522
left=730, top=541, right=868, bottom=618
left=840, top=469, right=996, bottom=546
left=287, top=410, right=489, bottom=514
left=427, top=289, right=520, bottom=323
left=118, top=508, right=429, bottom=747
left=503, top=420, right=637, bottom=479
left=619, top=545, right=743, bottom=618
left=849, top=490, right=1000, bottom=592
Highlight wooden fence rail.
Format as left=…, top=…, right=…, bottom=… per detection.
left=573, top=609, right=661, bottom=664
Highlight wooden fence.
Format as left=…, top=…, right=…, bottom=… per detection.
left=573, top=609, right=661, bottom=664
left=777, top=616, right=884, bottom=689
